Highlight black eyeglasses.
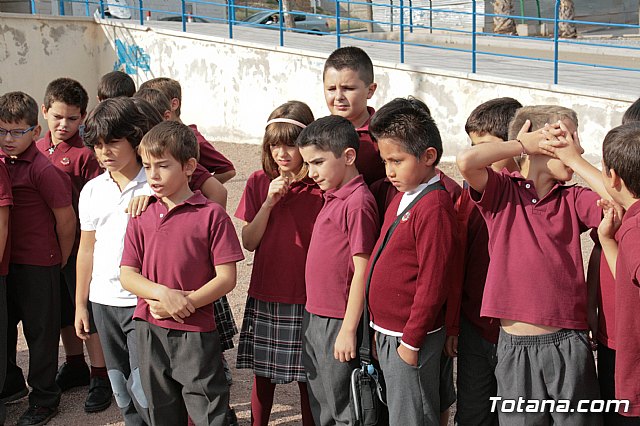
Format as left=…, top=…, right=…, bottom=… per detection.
left=0, top=126, right=35, bottom=138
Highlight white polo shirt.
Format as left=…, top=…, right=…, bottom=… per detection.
left=79, top=167, right=152, bottom=306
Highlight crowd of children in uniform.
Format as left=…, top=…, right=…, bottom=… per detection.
left=0, top=45, right=638, bottom=426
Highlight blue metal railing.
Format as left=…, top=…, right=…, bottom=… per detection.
left=33, top=0, right=640, bottom=86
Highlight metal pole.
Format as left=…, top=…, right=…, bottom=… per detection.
left=228, top=0, right=234, bottom=38
left=472, top=0, right=476, bottom=73
left=84, top=0, right=89, bottom=16
left=347, top=0, right=351, bottom=33
left=429, top=0, right=432, bottom=34
left=399, top=0, right=404, bottom=63
left=59, top=0, right=65, bottom=16
left=31, top=0, right=36, bottom=14
left=409, top=0, right=413, bottom=33
left=553, top=0, right=559, bottom=84
left=278, top=0, right=284, bottom=47
left=181, top=0, right=187, bottom=32
left=139, top=0, right=144, bottom=25
left=536, top=0, right=541, bottom=24
left=336, top=0, right=341, bottom=48
left=99, top=0, right=105, bottom=18
left=519, top=0, right=524, bottom=24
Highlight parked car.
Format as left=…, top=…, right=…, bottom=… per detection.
left=159, top=15, right=211, bottom=23
left=240, top=10, right=328, bottom=33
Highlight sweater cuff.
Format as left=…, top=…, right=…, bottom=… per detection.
left=400, top=340, right=419, bottom=352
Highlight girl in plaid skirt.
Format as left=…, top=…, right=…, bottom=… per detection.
left=235, top=101, right=323, bottom=425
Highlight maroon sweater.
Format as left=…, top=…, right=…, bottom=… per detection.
left=368, top=188, right=457, bottom=348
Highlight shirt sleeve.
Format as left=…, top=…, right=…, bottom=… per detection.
left=120, top=217, right=144, bottom=270
left=37, top=164, right=72, bottom=209
left=621, top=227, right=640, bottom=288
left=346, top=202, right=380, bottom=256
left=0, top=163, right=13, bottom=208
left=78, top=183, right=96, bottom=231
left=210, top=208, right=245, bottom=266
left=198, top=139, right=235, bottom=175
left=469, top=167, right=509, bottom=214
left=401, top=195, right=457, bottom=348
left=573, top=186, right=603, bottom=231
left=190, top=164, right=212, bottom=191
left=235, top=172, right=264, bottom=223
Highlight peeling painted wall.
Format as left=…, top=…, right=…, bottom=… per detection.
left=0, top=13, right=632, bottom=163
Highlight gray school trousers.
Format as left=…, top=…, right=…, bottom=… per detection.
left=92, top=302, right=150, bottom=426
left=495, top=328, right=603, bottom=426
left=376, top=327, right=446, bottom=426
left=455, top=317, right=499, bottom=426
left=136, top=320, right=229, bottom=426
left=302, top=310, right=360, bottom=426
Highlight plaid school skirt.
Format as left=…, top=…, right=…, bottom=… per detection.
left=236, top=297, right=306, bottom=384
left=214, top=296, right=237, bottom=351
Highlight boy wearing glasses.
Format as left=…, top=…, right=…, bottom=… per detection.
left=0, top=91, right=76, bottom=426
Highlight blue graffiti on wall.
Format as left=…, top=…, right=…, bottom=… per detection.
left=114, top=39, right=150, bottom=74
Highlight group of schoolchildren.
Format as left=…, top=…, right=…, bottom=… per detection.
left=0, top=44, right=638, bottom=426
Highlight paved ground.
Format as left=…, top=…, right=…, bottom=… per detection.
left=5, top=140, right=595, bottom=425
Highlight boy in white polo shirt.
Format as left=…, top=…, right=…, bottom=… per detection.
left=75, top=98, right=153, bottom=425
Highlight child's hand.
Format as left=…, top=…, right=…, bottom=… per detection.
left=146, top=299, right=170, bottom=320
left=444, top=335, right=458, bottom=357
left=516, top=120, right=549, bottom=156
left=126, top=195, right=151, bottom=218
left=263, top=176, right=290, bottom=209
left=334, top=327, right=357, bottom=362
left=597, top=199, right=624, bottom=241
left=75, top=307, right=92, bottom=341
left=540, top=121, right=584, bottom=166
left=397, top=343, right=418, bottom=367
left=157, top=288, right=196, bottom=323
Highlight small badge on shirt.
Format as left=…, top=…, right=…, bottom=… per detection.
left=60, top=157, right=70, bottom=166
left=401, top=211, right=411, bottom=222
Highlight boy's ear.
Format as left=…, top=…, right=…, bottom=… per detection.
left=343, top=147, right=357, bottom=166
left=608, top=168, right=622, bottom=190
left=367, top=82, right=377, bottom=100
left=170, top=98, right=180, bottom=113
left=421, top=147, right=438, bottom=167
left=163, top=110, right=172, bottom=121
left=31, top=124, right=42, bottom=141
left=184, top=158, right=198, bottom=176
left=41, top=104, right=48, bottom=118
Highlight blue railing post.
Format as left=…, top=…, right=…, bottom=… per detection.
left=181, top=0, right=187, bottom=32
left=59, top=0, right=65, bottom=16
left=336, top=0, right=341, bottom=48
left=139, top=0, right=144, bottom=25
left=399, top=0, right=404, bottom=63
left=30, top=0, right=36, bottom=14
left=278, top=0, right=284, bottom=47
left=553, top=0, right=559, bottom=84
left=227, top=0, right=234, bottom=39
left=409, top=0, right=413, bottom=33
left=84, top=0, right=89, bottom=16
left=99, top=0, right=105, bottom=18
left=472, top=0, right=477, bottom=73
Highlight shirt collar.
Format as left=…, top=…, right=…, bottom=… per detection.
left=324, top=174, right=366, bottom=201
left=149, top=190, right=209, bottom=208
left=45, top=130, right=83, bottom=153
left=505, top=169, right=575, bottom=191
left=4, top=142, right=39, bottom=162
left=356, top=106, right=376, bottom=132
left=404, top=174, right=441, bottom=196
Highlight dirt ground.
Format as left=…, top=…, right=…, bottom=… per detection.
left=5, top=141, right=593, bottom=425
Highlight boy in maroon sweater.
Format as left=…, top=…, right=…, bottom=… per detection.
left=367, top=98, right=457, bottom=425
left=596, top=123, right=640, bottom=420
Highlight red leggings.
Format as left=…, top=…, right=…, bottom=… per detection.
left=251, top=375, right=315, bottom=426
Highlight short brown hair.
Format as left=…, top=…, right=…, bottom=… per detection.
left=465, top=97, right=522, bottom=141
left=133, top=88, right=171, bottom=116
left=97, top=71, right=136, bottom=100
left=602, top=122, right=640, bottom=198
left=508, top=105, right=578, bottom=140
left=44, top=77, right=89, bottom=115
left=262, top=101, right=314, bottom=180
left=622, top=97, right=640, bottom=125
left=0, top=91, right=39, bottom=126
left=139, top=120, right=198, bottom=165
left=139, top=77, right=182, bottom=116
left=323, top=46, right=374, bottom=86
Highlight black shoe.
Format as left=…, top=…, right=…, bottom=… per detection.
left=17, top=405, right=58, bottom=426
left=55, top=361, right=90, bottom=391
left=227, top=407, right=239, bottom=426
left=84, top=377, right=113, bottom=413
left=0, top=385, right=28, bottom=404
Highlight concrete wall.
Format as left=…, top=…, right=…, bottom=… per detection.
left=0, top=13, right=633, bottom=164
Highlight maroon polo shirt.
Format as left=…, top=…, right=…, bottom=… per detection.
left=0, top=160, right=13, bottom=276
left=472, top=168, right=601, bottom=330
left=191, top=163, right=214, bottom=191
left=3, top=143, right=72, bottom=266
left=368, top=188, right=457, bottom=348
left=305, top=174, right=379, bottom=318
left=235, top=171, right=323, bottom=304
left=36, top=131, right=101, bottom=252
left=121, top=191, right=244, bottom=332
left=459, top=188, right=499, bottom=343
left=188, top=125, right=235, bottom=175
left=613, top=200, right=640, bottom=417
left=597, top=245, right=617, bottom=349
left=356, top=107, right=386, bottom=186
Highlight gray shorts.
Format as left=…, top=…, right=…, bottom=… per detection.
left=495, top=328, right=602, bottom=426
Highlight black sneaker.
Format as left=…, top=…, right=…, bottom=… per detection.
left=55, top=361, right=90, bottom=391
left=17, top=405, right=58, bottom=426
left=0, top=385, right=28, bottom=404
left=84, top=377, right=113, bottom=413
